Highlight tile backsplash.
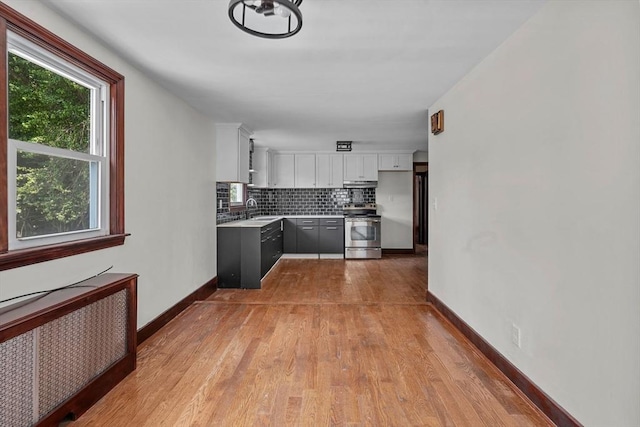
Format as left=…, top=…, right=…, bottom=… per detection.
left=216, top=183, right=375, bottom=224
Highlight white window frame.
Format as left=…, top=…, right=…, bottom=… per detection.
left=6, top=31, right=110, bottom=250
left=229, top=182, right=245, bottom=207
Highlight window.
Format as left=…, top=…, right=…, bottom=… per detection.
left=229, top=182, right=246, bottom=210
left=8, top=34, right=108, bottom=249
left=0, top=4, right=126, bottom=270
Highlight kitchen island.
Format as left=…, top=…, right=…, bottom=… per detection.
left=217, top=217, right=283, bottom=289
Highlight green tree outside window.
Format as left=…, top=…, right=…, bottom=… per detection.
left=8, top=53, right=93, bottom=238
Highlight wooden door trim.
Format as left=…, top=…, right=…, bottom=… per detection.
left=412, top=162, right=427, bottom=254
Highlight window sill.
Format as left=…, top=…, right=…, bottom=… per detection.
left=0, top=234, right=128, bottom=271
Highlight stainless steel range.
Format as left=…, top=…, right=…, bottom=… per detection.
left=343, top=203, right=382, bottom=259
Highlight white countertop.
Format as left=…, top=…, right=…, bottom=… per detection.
left=217, top=215, right=344, bottom=228
left=217, top=218, right=281, bottom=228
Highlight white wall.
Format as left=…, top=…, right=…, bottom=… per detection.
left=0, top=1, right=217, bottom=329
left=376, top=172, right=413, bottom=249
left=428, top=1, right=639, bottom=426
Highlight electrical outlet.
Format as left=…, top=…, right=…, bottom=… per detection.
left=511, top=324, right=521, bottom=348
left=433, top=197, right=438, bottom=211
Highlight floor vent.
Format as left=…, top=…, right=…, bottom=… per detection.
left=0, top=273, right=137, bottom=426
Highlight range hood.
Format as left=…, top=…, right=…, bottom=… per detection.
left=343, top=180, right=377, bottom=188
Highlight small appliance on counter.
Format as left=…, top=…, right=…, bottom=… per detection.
left=343, top=203, right=382, bottom=259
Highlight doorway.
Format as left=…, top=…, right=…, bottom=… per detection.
left=413, top=162, right=428, bottom=255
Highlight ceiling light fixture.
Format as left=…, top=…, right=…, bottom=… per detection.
left=336, top=141, right=352, bottom=152
left=228, top=0, right=303, bottom=39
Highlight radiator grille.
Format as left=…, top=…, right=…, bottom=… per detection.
left=0, top=331, right=36, bottom=427
left=38, top=289, right=128, bottom=418
left=0, top=287, right=129, bottom=425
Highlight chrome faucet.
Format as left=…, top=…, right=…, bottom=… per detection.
left=246, top=197, right=258, bottom=208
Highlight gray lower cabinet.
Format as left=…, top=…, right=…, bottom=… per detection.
left=296, top=224, right=319, bottom=254
left=285, top=217, right=344, bottom=255
left=261, top=229, right=283, bottom=278
left=283, top=218, right=297, bottom=253
left=319, top=224, right=344, bottom=253
left=218, top=220, right=283, bottom=289
left=217, top=227, right=242, bottom=287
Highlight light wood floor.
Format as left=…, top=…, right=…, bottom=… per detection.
left=71, top=255, right=552, bottom=426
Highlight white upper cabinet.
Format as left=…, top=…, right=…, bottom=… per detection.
left=316, top=154, right=343, bottom=188
left=362, top=155, right=379, bottom=179
left=271, top=153, right=295, bottom=188
left=251, top=147, right=270, bottom=188
left=215, top=123, right=252, bottom=183
left=344, top=154, right=378, bottom=181
left=294, top=154, right=316, bottom=188
left=378, top=153, right=413, bottom=171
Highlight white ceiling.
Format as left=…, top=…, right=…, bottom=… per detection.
left=41, top=0, right=545, bottom=152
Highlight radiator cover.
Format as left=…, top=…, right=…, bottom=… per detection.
left=0, top=273, right=137, bottom=427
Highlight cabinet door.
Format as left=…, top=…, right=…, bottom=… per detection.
left=283, top=219, right=297, bottom=253
left=240, top=228, right=262, bottom=289
left=296, top=225, right=319, bottom=253
left=267, top=150, right=274, bottom=188
left=394, top=153, right=413, bottom=170
left=319, top=226, right=344, bottom=253
left=251, top=147, right=270, bottom=188
left=217, top=228, right=242, bottom=288
left=316, top=154, right=331, bottom=188
left=343, top=155, right=362, bottom=181
left=272, top=154, right=295, bottom=188
left=378, top=154, right=397, bottom=171
left=329, top=154, right=344, bottom=187
left=237, top=128, right=251, bottom=183
left=378, top=153, right=413, bottom=171
left=215, top=123, right=251, bottom=183
left=361, top=154, right=378, bottom=180
left=316, top=154, right=343, bottom=188
left=344, top=154, right=378, bottom=181
left=294, top=154, right=316, bottom=188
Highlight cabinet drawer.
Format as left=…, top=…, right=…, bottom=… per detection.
left=260, top=221, right=281, bottom=237
left=261, top=230, right=281, bottom=245
left=260, top=224, right=277, bottom=234
left=296, top=218, right=319, bottom=226
left=319, top=218, right=343, bottom=226
left=261, top=232, right=282, bottom=277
